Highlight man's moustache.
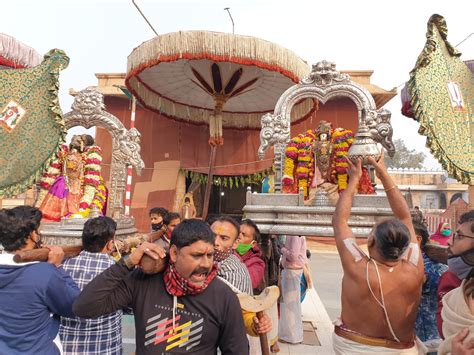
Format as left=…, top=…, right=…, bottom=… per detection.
left=192, top=267, right=210, bottom=275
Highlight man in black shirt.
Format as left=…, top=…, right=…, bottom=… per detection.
left=74, top=219, right=248, bottom=354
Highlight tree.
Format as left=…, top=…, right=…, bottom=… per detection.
left=384, top=139, right=426, bottom=169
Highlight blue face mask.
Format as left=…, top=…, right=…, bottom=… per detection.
left=448, top=254, right=474, bottom=279
left=441, top=229, right=452, bottom=237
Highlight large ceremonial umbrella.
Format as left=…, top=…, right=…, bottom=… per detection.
left=125, top=30, right=314, bottom=217
left=0, top=33, right=42, bottom=69
left=406, top=15, right=473, bottom=205
left=0, top=33, right=68, bottom=197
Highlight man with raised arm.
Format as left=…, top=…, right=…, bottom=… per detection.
left=331, top=154, right=425, bottom=354
left=73, top=219, right=248, bottom=354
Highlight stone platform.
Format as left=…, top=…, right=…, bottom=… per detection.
left=243, top=191, right=396, bottom=237
left=40, top=217, right=138, bottom=245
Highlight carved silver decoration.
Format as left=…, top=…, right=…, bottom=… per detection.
left=300, top=60, right=350, bottom=86
left=258, top=60, right=395, bottom=190
left=63, top=87, right=145, bottom=218
left=366, top=108, right=395, bottom=157
left=258, top=113, right=290, bottom=159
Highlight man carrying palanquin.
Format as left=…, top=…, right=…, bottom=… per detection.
left=331, top=153, right=425, bottom=354
left=211, top=216, right=273, bottom=354
left=73, top=219, right=249, bottom=354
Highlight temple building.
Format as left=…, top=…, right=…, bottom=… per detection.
left=86, top=70, right=396, bottom=231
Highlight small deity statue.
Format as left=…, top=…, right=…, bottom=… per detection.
left=282, top=120, right=374, bottom=206
left=35, top=134, right=107, bottom=221
left=307, top=121, right=339, bottom=205
left=180, top=193, right=197, bottom=220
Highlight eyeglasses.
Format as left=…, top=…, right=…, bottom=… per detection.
left=453, top=231, right=474, bottom=241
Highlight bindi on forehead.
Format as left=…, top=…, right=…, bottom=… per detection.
left=214, top=225, right=226, bottom=234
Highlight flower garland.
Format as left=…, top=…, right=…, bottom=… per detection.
left=74, top=176, right=107, bottom=218
left=295, top=130, right=316, bottom=197
left=282, top=129, right=317, bottom=197
left=35, top=145, right=69, bottom=208
left=282, top=138, right=299, bottom=186
left=78, top=146, right=103, bottom=213
left=331, top=128, right=354, bottom=191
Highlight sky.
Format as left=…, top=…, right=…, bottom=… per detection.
left=3, top=0, right=473, bottom=169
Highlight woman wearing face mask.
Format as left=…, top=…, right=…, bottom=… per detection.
left=431, top=222, right=453, bottom=246
left=436, top=210, right=474, bottom=337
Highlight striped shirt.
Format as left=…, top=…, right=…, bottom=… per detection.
left=59, top=251, right=122, bottom=355
left=217, top=254, right=253, bottom=295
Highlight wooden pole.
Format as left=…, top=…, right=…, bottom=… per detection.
left=469, top=184, right=474, bottom=209
left=202, top=145, right=217, bottom=220
left=124, top=96, right=137, bottom=217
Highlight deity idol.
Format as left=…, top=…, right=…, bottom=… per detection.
left=35, top=134, right=107, bottom=221
left=282, top=120, right=374, bottom=205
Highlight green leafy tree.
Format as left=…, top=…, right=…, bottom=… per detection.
left=384, top=139, right=426, bottom=169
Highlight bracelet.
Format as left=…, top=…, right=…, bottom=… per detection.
left=385, top=185, right=397, bottom=192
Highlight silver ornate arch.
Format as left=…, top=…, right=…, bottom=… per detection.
left=258, top=60, right=395, bottom=192
left=63, top=87, right=145, bottom=218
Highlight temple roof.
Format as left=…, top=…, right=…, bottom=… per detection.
left=341, top=70, right=397, bottom=108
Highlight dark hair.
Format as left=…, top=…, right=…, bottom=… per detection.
left=82, top=216, right=117, bottom=252
left=9, top=205, right=42, bottom=231
left=374, top=218, right=410, bottom=260
left=170, top=219, right=215, bottom=249
left=414, top=206, right=420, bottom=210
left=184, top=197, right=190, bottom=203
left=0, top=206, right=42, bottom=252
left=413, top=222, right=430, bottom=249
left=306, top=249, right=312, bottom=259
left=211, top=215, right=240, bottom=239
left=241, top=219, right=261, bottom=243
left=149, top=207, right=168, bottom=217
left=459, top=210, right=474, bottom=233
left=81, top=134, right=95, bottom=147
left=164, top=212, right=181, bottom=225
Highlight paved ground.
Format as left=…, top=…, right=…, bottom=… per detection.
left=121, top=250, right=344, bottom=354
left=309, top=251, right=343, bottom=321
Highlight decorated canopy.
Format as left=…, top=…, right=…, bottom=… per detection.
left=407, top=14, right=473, bottom=185
left=0, top=33, right=42, bottom=69
left=0, top=49, right=69, bottom=197
left=125, top=30, right=314, bottom=132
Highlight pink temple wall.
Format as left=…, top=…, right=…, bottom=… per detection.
left=95, top=96, right=358, bottom=231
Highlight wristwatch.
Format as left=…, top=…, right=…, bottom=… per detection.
left=121, top=255, right=136, bottom=271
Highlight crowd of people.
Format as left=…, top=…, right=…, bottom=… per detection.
left=0, top=203, right=309, bottom=354
left=0, top=154, right=473, bottom=354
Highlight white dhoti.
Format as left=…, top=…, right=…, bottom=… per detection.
left=278, top=268, right=303, bottom=343
left=332, top=332, right=425, bottom=355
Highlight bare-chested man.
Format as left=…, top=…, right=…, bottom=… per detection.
left=331, top=154, right=425, bottom=354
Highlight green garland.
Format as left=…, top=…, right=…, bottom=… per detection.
left=182, top=167, right=274, bottom=189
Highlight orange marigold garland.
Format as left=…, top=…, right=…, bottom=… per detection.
left=332, top=128, right=354, bottom=192
left=282, top=138, right=299, bottom=187
left=296, top=131, right=316, bottom=197
left=282, top=129, right=317, bottom=197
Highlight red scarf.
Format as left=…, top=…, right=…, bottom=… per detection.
left=164, top=263, right=218, bottom=297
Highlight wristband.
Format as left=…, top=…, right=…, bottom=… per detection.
left=385, top=185, right=397, bottom=193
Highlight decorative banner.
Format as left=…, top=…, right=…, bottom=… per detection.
left=408, top=14, right=473, bottom=184
left=182, top=168, right=274, bottom=189
left=0, top=49, right=69, bottom=197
